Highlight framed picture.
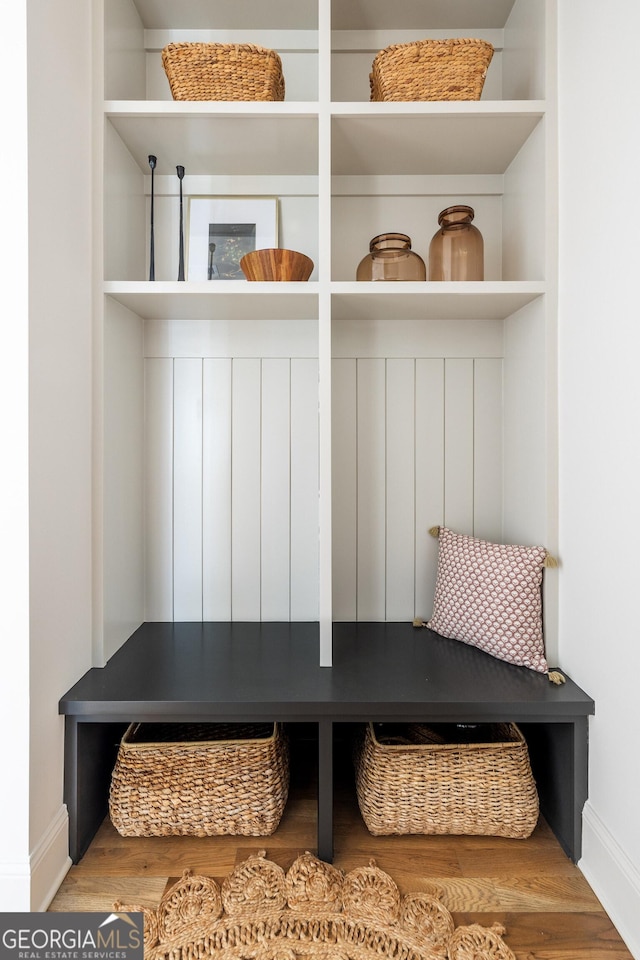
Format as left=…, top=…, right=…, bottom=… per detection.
left=187, top=196, right=278, bottom=280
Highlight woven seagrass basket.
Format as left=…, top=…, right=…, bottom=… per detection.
left=109, top=722, right=289, bottom=837
left=355, top=721, right=538, bottom=838
left=161, top=42, right=285, bottom=101
left=370, top=38, right=494, bottom=102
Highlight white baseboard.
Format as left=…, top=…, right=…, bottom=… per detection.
left=31, top=804, right=71, bottom=911
left=0, top=805, right=70, bottom=911
left=580, top=801, right=640, bottom=959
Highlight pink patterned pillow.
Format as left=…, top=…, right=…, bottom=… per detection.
left=427, top=527, right=549, bottom=674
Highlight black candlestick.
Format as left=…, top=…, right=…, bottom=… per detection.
left=148, top=155, right=157, bottom=281
left=177, top=165, right=185, bottom=281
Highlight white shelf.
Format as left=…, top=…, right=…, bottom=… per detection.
left=331, top=281, right=545, bottom=321
left=332, top=102, right=544, bottom=175
left=104, top=280, right=544, bottom=323
left=106, top=100, right=543, bottom=177
left=105, top=100, right=320, bottom=117
left=106, top=102, right=320, bottom=176
left=104, top=281, right=319, bottom=321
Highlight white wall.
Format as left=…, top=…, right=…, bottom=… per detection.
left=0, top=0, right=93, bottom=910
left=558, top=3, right=640, bottom=956
left=0, top=0, right=31, bottom=912
left=27, top=0, right=94, bottom=909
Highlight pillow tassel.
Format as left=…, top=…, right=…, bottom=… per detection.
left=412, top=617, right=427, bottom=628
left=428, top=526, right=441, bottom=538
left=548, top=670, right=566, bottom=685
left=543, top=552, right=558, bottom=568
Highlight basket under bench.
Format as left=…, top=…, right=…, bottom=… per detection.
left=59, top=621, right=594, bottom=864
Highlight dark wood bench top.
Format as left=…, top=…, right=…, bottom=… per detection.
left=59, top=621, right=595, bottom=865
left=59, top=621, right=594, bottom=722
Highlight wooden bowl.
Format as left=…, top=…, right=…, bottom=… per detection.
left=240, top=248, right=314, bottom=281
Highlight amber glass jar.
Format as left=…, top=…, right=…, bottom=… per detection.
left=356, top=233, right=426, bottom=281
left=428, top=206, right=484, bottom=281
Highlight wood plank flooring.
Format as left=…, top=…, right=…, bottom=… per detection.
left=49, top=726, right=632, bottom=959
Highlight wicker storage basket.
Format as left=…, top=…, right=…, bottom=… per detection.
left=161, top=42, right=285, bottom=101
left=355, top=721, right=538, bottom=838
left=109, top=722, right=289, bottom=837
left=370, top=38, right=494, bottom=102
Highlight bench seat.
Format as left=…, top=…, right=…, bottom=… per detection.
left=59, top=621, right=595, bottom=863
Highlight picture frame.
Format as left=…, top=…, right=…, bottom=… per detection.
left=187, top=196, right=278, bottom=280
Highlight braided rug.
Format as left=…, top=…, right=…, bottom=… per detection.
left=115, top=849, right=515, bottom=960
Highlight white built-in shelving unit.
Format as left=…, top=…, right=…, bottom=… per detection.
left=98, top=0, right=557, bottom=668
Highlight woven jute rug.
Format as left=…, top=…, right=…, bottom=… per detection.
left=115, top=849, right=515, bottom=960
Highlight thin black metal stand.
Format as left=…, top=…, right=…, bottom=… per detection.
left=177, top=164, right=185, bottom=281
left=148, top=155, right=156, bottom=281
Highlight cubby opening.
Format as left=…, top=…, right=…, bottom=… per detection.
left=330, top=0, right=546, bottom=103
left=105, top=0, right=320, bottom=103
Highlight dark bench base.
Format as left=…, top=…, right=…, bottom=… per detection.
left=59, top=622, right=595, bottom=864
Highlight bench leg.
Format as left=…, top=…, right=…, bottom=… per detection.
left=317, top=719, right=333, bottom=862
left=64, top=719, right=126, bottom=863
left=522, top=717, right=589, bottom=862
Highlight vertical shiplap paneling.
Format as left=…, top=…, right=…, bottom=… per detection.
left=332, top=359, right=357, bottom=620
left=232, top=358, right=262, bottom=619
left=415, top=359, right=445, bottom=620
left=444, top=358, right=475, bottom=533
left=357, top=359, right=386, bottom=620
left=473, top=358, right=504, bottom=542
left=261, top=359, right=291, bottom=620
left=202, top=359, right=232, bottom=620
left=386, top=359, right=416, bottom=620
left=291, top=358, right=319, bottom=620
left=144, top=358, right=174, bottom=620
left=173, top=358, right=203, bottom=620
left=144, top=344, right=500, bottom=624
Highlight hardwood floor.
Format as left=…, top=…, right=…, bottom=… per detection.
left=49, top=726, right=632, bottom=959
